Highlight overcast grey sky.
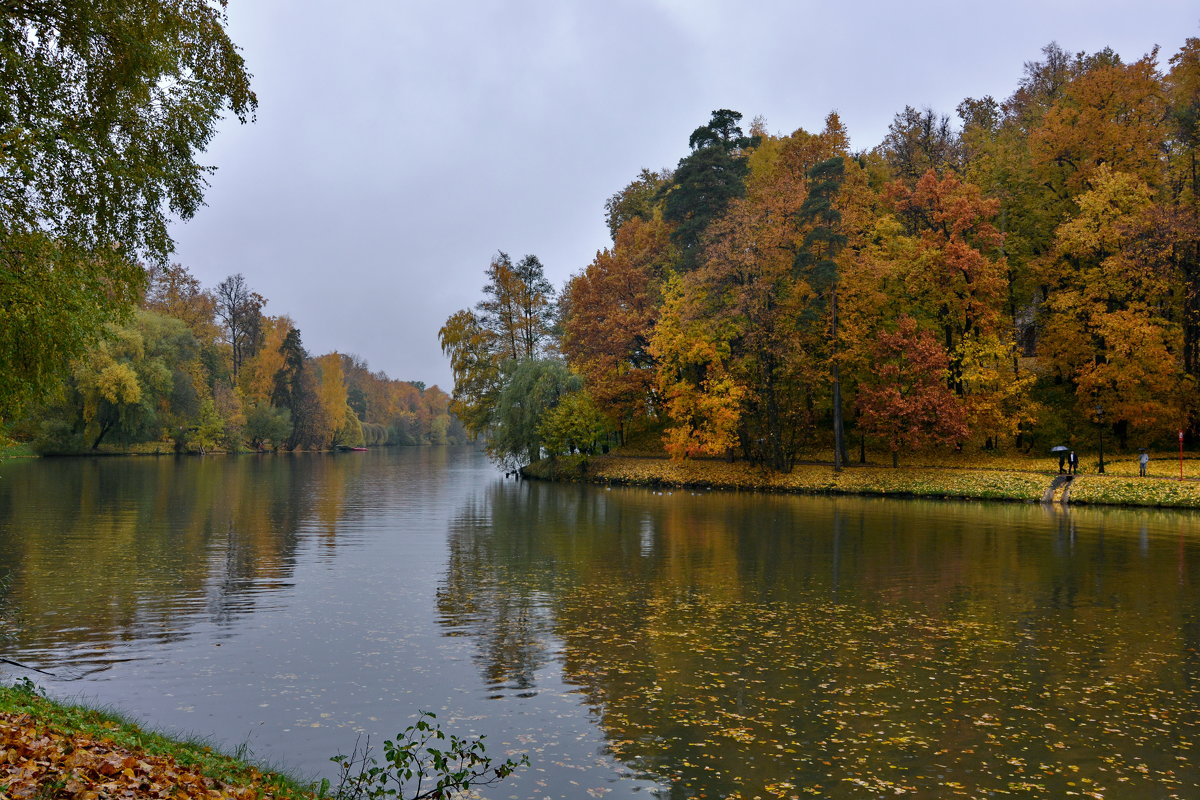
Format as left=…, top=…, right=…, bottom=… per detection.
left=169, top=1, right=1199, bottom=390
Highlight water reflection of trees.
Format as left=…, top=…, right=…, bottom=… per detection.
left=440, top=484, right=1200, bottom=798
left=0, top=453, right=370, bottom=668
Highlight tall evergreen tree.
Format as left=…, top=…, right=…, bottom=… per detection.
left=661, top=109, right=757, bottom=270
left=271, top=326, right=325, bottom=450
left=795, top=156, right=849, bottom=469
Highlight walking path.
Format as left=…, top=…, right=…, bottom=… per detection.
left=1041, top=474, right=1074, bottom=505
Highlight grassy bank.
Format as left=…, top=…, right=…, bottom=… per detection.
left=0, top=681, right=318, bottom=799
left=0, top=440, right=36, bottom=460
left=524, top=451, right=1200, bottom=509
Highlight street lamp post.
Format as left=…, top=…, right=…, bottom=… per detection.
left=1095, top=405, right=1106, bottom=475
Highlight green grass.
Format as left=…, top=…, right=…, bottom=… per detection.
left=0, top=681, right=321, bottom=798
left=0, top=440, right=36, bottom=460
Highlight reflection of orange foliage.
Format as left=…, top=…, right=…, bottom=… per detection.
left=3, top=455, right=354, bottom=643
left=655, top=502, right=742, bottom=598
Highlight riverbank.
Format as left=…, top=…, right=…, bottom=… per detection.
left=523, top=452, right=1200, bottom=509
left=0, top=440, right=35, bottom=460
left=0, top=681, right=318, bottom=799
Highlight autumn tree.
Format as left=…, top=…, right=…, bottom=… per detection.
left=143, top=264, right=227, bottom=424
left=649, top=274, right=746, bottom=459
left=33, top=311, right=206, bottom=452
left=474, top=252, right=555, bottom=362
left=1030, top=49, right=1166, bottom=197
left=314, top=352, right=364, bottom=447
left=604, top=168, right=673, bottom=240
left=1166, top=38, right=1200, bottom=388
left=63, top=326, right=148, bottom=451
left=440, top=251, right=556, bottom=442
left=1036, top=165, right=1186, bottom=445
left=238, top=315, right=292, bottom=405
left=0, top=0, right=255, bottom=421
left=651, top=119, right=847, bottom=468
left=1005, top=42, right=1076, bottom=130
left=856, top=316, right=968, bottom=466
left=562, top=214, right=675, bottom=440
left=880, top=170, right=1030, bottom=443
left=143, top=264, right=220, bottom=343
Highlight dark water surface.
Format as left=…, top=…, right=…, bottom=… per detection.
left=2, top=447, right=1200, bottom=799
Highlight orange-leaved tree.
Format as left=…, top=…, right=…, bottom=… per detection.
left=1036, top=165, right=1187, bottom=445
left=649, top=275, right=746, bottom=459
left=561, top=214, right=674, bottom=442
left=855, top=316, right=968, bottom=467
left=884, top=170, right=1026, bottom=443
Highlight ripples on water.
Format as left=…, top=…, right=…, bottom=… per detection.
left=2, top=448, right=1200, bottom=798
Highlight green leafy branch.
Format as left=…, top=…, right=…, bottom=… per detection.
left=329, top=711, right=527, bottom=800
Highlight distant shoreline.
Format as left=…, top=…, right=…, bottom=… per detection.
left=0, top=442, right=455, bottom=460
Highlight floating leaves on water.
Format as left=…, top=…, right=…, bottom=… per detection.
left=551, top=580, right=1200, bottom=798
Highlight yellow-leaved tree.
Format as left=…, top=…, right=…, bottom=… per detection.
left=1037, top=165, right=1187, bottom=445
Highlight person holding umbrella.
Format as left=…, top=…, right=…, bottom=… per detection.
left=1052, top=445, right=1069, bottom=474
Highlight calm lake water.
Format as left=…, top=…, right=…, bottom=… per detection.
left=2, top=447, right=1200, bottom=799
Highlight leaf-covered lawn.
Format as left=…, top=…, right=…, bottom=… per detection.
left=570, top=457, right=1049, bottom=503
left=536, top=454, right=1200, bottom=508
left=0, top=688, right=315, bottom=800
left=1069, top=475, right=1200, bottom=507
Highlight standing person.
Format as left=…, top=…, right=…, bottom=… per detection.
left=1068, top=451, right=1078, bottom=475
left=1140, top=450, right=1149, bottom=477
left=1058, top=452, right=1066, bottom=474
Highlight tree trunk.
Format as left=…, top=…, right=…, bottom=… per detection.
left=91, top=421, right=112, bottom=450
left=831, top=284, right=847, bottom=471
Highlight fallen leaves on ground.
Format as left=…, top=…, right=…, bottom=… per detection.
left=0, top=711, right=299, bottom=799
left=541, top=454, right=1200, bottom=508
left=577, top=456, right=1048, bottom=503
